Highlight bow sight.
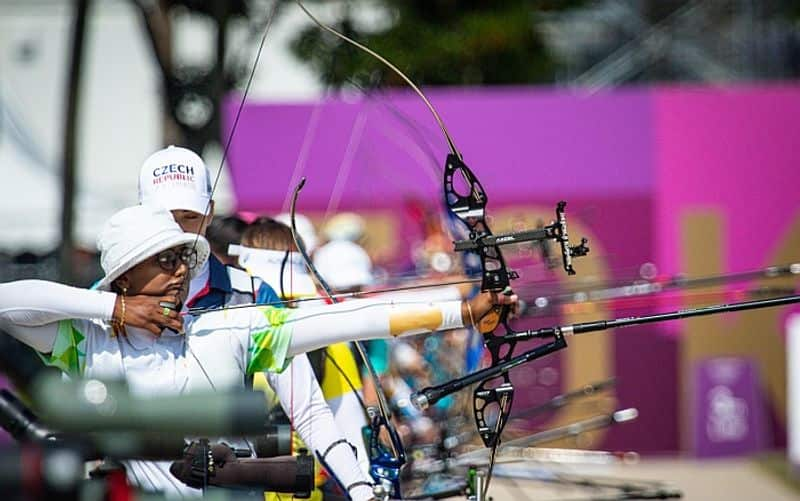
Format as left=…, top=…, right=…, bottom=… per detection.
left=451, top=200, right=589, bottom=277
left=445, top=154, right=589, bottom=285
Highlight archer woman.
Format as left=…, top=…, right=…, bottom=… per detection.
left=0, top=204, right=514, bottom=498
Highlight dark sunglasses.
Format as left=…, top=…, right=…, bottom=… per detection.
left=155, top=247, right=198, bottom=272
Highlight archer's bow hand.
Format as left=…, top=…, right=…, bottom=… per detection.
left=463, top=288, right=518, bottom=329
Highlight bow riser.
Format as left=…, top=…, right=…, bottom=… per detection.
left=444, top=153, right=589, bottom=448
left=444, top=154, right=513, bottom=293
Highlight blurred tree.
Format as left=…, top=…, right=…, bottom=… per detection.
left=290, top=0, right=584, bottom=88
left=60, top=0, right=91, bottom=285
left=129, top=0, right=799, bottom=152
left=132, top=0, right=253, bottom=152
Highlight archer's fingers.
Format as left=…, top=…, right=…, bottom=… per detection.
left=160, top=307, right=179, bottom=320
left=163, top=317, right=184, bottom=334
left=157, top=295, right=182, bottom=317
left=153, top=305, right=183, bottom=334
left=493, top=291, right=518, bottom=306
left=144, top=322, right=163, bottom=336
left=159, top=296, right=180, bottom=310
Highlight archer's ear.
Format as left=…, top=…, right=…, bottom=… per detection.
left=113, top=274, right=131, bottom=293
left=208, top=200, right=215, bottom=220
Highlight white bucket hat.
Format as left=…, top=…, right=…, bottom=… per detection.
left=312, top=240, right=374, bottom=290
left=138, top=145, right=212, bottom=215
left=95, top=205, right=210, bottom=291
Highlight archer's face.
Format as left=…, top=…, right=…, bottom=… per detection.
left=116, top=245, right=196, bottom=304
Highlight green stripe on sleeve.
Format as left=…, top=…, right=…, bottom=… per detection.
left=37, top=320, right=86, bottom=376
left=246, top=307, right=293, bottom=375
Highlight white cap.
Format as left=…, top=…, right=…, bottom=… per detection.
left=274, top=212, right=318, bottom=253
left=138, top=146, right=212, bottom=215
left=313, top=240, right=374, bottom=290
left=95, top=205, right=210, bottom=291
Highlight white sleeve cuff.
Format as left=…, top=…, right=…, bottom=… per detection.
left=98, top=290, right=118, bottom=321
left=440, top=300, right=464, bottom=331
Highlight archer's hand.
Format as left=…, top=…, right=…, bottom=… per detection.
left=113, top=294, right=184, bottom=336
left=464, top=288, right=518, bottom=328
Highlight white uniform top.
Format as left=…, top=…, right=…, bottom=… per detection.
left=14, top=287, right=293, bottom=498
left=0, top=280, right=465, bottom=498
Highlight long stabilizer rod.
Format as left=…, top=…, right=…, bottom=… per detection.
left=412, top=293, right=800, bottom=408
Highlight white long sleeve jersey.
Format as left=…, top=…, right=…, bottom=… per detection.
left=0, top=280, right=464, bottom=498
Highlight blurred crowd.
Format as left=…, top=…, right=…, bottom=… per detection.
left=207, top=207, right=477, bottom=452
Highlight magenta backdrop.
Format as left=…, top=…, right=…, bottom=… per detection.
left=222, top=87, right=655, bottom=212
left=223, top=83, right=800, bottom=453
left=653, top=84, right=800, bottom=274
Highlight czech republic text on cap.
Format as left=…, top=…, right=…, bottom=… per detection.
left=138, top=146, right=213, bottom=215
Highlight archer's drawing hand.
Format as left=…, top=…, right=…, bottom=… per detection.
left=113, top=294, right=184, bottom=336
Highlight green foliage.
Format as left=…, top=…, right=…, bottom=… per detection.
left=290, top=0, right=582, bottom=88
